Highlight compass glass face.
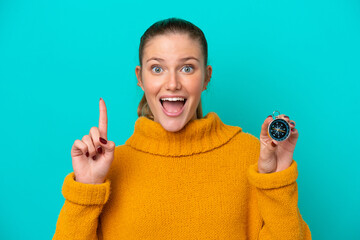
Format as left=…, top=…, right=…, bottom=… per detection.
left=268, top=119, right=290, bottom=141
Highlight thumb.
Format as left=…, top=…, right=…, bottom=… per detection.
left=259, top=140, right=278, bottom=161
left=99, top=137, right=116, bottom=155
left=260, top=115, right=274, bottom=139
left=258, top=140, right=278, bottom=173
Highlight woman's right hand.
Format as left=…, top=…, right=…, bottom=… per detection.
left=70, top=98, right=116, bottom=184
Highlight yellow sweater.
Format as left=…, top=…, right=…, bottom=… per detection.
left=53, top=112, right=311, bottom=239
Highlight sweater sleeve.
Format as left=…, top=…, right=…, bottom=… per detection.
left=247, top=160, right=312, bottom=240
left=52, top=172, right=111, bottom=240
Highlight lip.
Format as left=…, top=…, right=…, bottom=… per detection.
left=160, top=98, right=187, bottom=117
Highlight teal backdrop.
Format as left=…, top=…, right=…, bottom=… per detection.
left=1, top=0, right=359, bottom=239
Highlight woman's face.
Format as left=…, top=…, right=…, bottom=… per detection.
left=135, top=33, right=212, bottom=132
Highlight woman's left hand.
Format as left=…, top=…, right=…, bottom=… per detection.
left=258, top=114, right=299, bottom=173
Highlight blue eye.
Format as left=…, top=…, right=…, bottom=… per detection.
left=182, top=65, right=194, bottom=73
left=151, top=66, right=163, bottom=73
left=151, top=65, right=194, bottom=73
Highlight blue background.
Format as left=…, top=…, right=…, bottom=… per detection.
left=1, top=0, right=359, bottom=239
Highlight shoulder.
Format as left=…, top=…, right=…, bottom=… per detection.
left=214, top=112, right=260, bottom=147
left=231, top=130, right=260, bottom=152
left=234, top=129, right=259, bottom=142
left=106, top=144, right=134, bottom=180
left=222, top=122, right=260, bottom=165
left=114, top=144, right=133, bottom=158
left=221, top=118, right=260, bottom=147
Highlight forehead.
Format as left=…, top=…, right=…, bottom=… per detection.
left=143, top=33, right=202, bottom=63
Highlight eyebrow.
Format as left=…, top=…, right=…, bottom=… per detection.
left=146, top=57, right=200, bottom=63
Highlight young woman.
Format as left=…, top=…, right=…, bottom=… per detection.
left=53, top=18, right=311, bottom=239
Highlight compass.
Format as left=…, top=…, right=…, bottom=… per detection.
left=267, top=110, right=291, bottom=141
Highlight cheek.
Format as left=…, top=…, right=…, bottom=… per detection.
left=142, top=76, right=162, bottom=94
left=186, top=78, right=204, bottom=95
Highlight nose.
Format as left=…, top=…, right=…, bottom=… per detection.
left=165, top=70, right=181, bottom=91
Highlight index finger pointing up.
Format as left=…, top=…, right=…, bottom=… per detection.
left=99, top=97, right=108, bottom=139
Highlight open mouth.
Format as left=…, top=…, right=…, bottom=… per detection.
left=160, top=98, right=187, bottom=113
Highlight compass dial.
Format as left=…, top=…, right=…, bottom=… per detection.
left=268, top=118, right=291, bottom=141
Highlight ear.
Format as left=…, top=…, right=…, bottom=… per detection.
left=135, top=65, right=144, bottom=91
left=203, top=65, right=212, bottom=91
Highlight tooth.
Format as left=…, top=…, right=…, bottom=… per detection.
left=161, top=97, right=185, bottom=101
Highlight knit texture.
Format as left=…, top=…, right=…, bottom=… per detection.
left=53, top=112, right=311, bottom=240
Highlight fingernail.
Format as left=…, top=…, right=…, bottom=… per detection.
left=100, top=97, right=102, bottom=101
left=290, top=122, right=295, bottom=126
left=291, top=128, right=296, bottom=132
left=99, top=137, right=107, bottom=144
left=284, top=115, right=290, bottom=119
left=271, top=141, right=277, bottom=147
left=267, top=115, right=272, bottom=118
left=85, top=152, right=89, bottom=157
left=92, top=155, right=96, bottom=160
left=97, top=147, right=102, bottom=154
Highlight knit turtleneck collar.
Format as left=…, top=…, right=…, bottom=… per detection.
left=125, top=112, right=242, bottom=157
